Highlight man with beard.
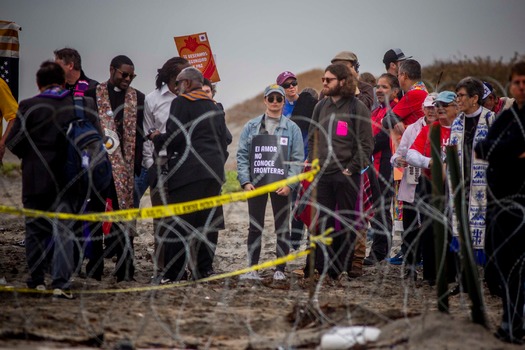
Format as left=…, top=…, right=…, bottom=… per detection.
left=149, top=67, right=230, bottom=283
left=307, top=64, right=373, bottom=281
left=331, top=51, right=374, bottom=110
left=84, top=55, right=145, bottom=282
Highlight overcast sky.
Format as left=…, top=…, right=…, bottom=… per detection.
left=3, top=0, right=524, bottom=109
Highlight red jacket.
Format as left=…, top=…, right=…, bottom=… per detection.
left=392, top=88, right=428, bottom=126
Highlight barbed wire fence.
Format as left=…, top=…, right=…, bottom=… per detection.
left=0, top=102, right=521, bottom=349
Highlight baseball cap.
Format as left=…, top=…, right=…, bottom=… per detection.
left=423, top=94, right=436, bottom=107
left=482, top=81, right=494, bottom=100
left=383, top=48, right=412, bottom=66
left=276, top=71, right=297, bottom=86
left=331, top=51, right=358, bottom=63
left=434, top=91, right=457, bottom=104
left=264, top=84, right=285, bottom=97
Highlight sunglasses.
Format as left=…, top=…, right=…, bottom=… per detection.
left=281, top=80, right=298, bottom=89
left=267, top=95, right=284, bottom=103
left=322, top=77, right=338, bottom=84
left=115, top=68, right=136, bottom=80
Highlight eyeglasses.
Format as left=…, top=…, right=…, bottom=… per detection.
left=456, top=93, right=469, bottom=99
left=115, top=68, right=136, bottom=80
left=322, top=77, right=338, bottom=84
left=281, top=80, right=298, bottom=89
left=267, top=95, right=284, bottom=103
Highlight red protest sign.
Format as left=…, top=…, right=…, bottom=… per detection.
left=174, top=32, right=220, bottom=83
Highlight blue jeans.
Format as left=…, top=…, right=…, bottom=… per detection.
left=133, top=167, right=149, bottom=208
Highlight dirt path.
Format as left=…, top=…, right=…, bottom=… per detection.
left=0, top=150, right=518, bottom=349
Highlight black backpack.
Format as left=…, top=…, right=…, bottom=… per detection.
left=65, top=96, right=112, bottom=199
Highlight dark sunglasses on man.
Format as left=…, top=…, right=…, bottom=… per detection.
left=115, top=67, right=136, bottom=80
left=281, top=80, right=298, bottom=89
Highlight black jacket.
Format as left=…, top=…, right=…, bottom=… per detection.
left=6, top=92, right=98, bottom=203
left=154, top=94, right=231, bottom=191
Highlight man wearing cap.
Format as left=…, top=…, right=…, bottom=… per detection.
left=481, top=81, right=514, bottom=115
left=237, top=84, right=304, bottom=281
left=307, top=63, right=373, bottom=281
left=149, top=67, right=230, bottom=283
left=331, top=51, right=374, bottom=110
left=383, top=48, right=412, bottom=76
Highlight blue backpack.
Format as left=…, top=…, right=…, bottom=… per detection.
left=65, top=96, right=112, bottom=199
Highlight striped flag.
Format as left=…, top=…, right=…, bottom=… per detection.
left=0, top=21, right=21, bottom=101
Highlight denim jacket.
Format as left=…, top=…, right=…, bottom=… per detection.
left=237, top=114, right=304, bottom=190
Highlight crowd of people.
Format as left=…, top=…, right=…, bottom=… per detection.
left=1, top=46, right=525, bottom=344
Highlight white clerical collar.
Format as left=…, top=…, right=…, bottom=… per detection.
left=465, top=106, right=483, bottom=118
left=113, top=86, right=122, bottom=92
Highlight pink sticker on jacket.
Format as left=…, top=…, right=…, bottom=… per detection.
left=336, top=120, right=348, bottom=136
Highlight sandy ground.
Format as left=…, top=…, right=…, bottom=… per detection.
left=0, top=150, right=520, bottom=349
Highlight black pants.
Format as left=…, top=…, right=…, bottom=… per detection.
left=290, top=188, right=305, bottom=250
left=369, top=166, right=393, bottom=261
left=313, top=171, right=360, bottom=278
left=87, top=181, right=134, bottom=282
left=247, top=191, right=290, bottom=272
left=401, top=200, right=422, bottom=267
left=23, top=194, right=76, bottom=289
left=485, top=199, right=525, bottom=335
left=417, top=177, right=456, bottom=282
left=163, top=179, right=222, bottom=281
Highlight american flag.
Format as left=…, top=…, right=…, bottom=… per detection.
left=0, top=20, right=21, bottom=101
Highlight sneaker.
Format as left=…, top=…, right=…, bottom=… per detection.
left=363, top=257, right=377, bottom=266
left=52, top=288, right=74, bottom=299
left=273, top=271, right=286, bottom=281
left=387, top=252, right=404, bottom=265
left=35, top=284, right=46, bottom=291
left=239, top=271, right=262, bottom=280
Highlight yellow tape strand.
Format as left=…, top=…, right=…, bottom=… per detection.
left=0, top=227, right=333, bottom=295
left=0, top=160, right=320, bottom=222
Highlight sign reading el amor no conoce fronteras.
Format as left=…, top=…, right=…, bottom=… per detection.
left=174, top=32, right=220, bottom=83
left=250, top=134, right=289, bottom=187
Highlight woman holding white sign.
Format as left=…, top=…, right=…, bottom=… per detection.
left=237, top=84, right=304, bottom=281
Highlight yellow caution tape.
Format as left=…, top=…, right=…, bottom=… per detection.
left=0, top=160, right=319, bottom=222
left=0, top=227, right=333, bottom=295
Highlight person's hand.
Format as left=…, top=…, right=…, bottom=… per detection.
left=149, top=130, right=161, bottom=141
left=342, top=168, right=352, bottom=176
left=393, top=121, right=405, bottom=135
left=519, top=152, right=525, bottom=159
left=243, top=183, right=255, bottom=191
left=428, top=158, right=433, bottom=168
left=276, top=186, right=291, bottom=196
left=395, top=157, right=408, bottom=167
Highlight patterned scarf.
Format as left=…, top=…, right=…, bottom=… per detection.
left=96, top=81, right=138, bottom=210
left=409, top=81, right=427, bottom=92
left=450, top=107, right=495, bottom=252
left=38, top=85, right=69, bottom=99
left=179, top=89, right=213, bottom=102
